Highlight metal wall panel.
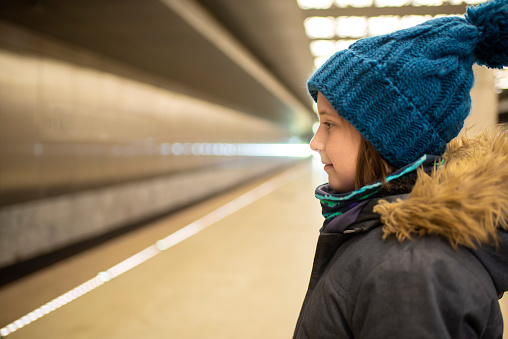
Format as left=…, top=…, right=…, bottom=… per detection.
left=0, top=23, right=292, bottom=206
left=0, top=51, right=39, bottom=195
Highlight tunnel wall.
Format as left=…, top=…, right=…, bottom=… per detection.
left=0, top=22, right=299, bottom=269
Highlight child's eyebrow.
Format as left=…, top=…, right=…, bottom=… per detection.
left=319, top=110, right=337, bottom=117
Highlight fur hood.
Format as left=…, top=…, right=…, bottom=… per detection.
left=375, top=127, right=508, bottom=249
left=374, top=127, right=508, bottom=295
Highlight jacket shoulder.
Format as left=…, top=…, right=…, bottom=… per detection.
left=334, top=228, right=503, bottom=338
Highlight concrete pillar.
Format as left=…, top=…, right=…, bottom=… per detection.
left=464, top=65, right=498, bottom=133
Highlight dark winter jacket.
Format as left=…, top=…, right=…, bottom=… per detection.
left=293, top=129, right=508, bottom=338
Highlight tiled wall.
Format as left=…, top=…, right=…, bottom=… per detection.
left=0, top=22, right=299, bottom=268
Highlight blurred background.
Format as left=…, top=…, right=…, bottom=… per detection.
left=0, top=0, right=506, bottom=338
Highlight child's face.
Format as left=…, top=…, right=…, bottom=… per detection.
left=311, top=92, right=361, bottom=193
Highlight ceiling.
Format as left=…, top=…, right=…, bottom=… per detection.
left=0, top=0, right=503, bottom=136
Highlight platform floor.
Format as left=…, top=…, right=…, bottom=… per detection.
left=0, top=159, right=507, bottom=338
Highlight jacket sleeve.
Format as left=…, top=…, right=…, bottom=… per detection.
left=350, top=246, right=501, bottom=339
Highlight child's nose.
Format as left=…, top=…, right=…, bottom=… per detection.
left=310, top=130, right=323, bottom=153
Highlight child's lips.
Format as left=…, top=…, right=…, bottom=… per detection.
left=323, top=163, right=333, bottom=170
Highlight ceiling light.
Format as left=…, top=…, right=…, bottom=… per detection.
left=310, top=40, right=337, bottom=57
left=399, top=15, right=433, bottom=29
left=304, top=17, right=336, bottom=39
left=335, top=0, right=373, bottom=7
left=336, top=16, right=368, bottom=38
left=314, top=56, right=330, bottom=69
left=335, top=0, right=350, bottom=7
left=352, top=0, right=374, bottom=7
left=433, top=14, right=460, bottom=19
left=297, top=0, right=334, bottom=9
left=368, top=16, right=400, bottom=36
left=374, top=0, right=411, bottom=7
left=312, top=122, right=319, bottom=134
left=336, top=39, right=357, bottom=51
left=496, top=77, right=508, bottom=90
left=494, top=67, right=508, bottom=90
left=412, top=0, right=444, bottom=6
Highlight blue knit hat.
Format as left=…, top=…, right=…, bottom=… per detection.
left=308, top=0, right=508, bottom=168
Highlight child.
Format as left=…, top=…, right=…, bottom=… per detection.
left=293, top=0, right=508, bottom=338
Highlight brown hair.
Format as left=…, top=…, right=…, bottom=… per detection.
left=355, top=136, right=395, bottom=189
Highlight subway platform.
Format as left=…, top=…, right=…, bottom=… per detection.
left=0, top=160, right=322, bottom=338
left=0, top=159, right=507, bottom=338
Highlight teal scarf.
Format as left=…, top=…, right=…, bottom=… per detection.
left=316, top=154, right=441, bottom=230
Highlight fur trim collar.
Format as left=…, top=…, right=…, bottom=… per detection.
left=374, top=127, right=508, bottom=248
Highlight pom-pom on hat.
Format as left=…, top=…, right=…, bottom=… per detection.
left=308, top=0, right=508, bottom=168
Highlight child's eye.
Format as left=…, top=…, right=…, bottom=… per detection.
left=324, top=122, right=334, bottom=129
